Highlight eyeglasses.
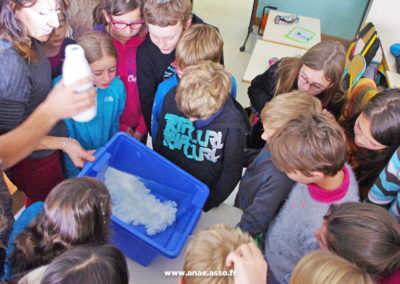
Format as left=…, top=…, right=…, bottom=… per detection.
left=298, top=71, right=325, bottom=91
left=110, top=18, right=144, bottom=30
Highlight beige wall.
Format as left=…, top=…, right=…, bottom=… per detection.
left=364, top=0, right=400, bottom=37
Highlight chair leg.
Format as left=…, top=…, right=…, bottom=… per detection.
left=240, top=0, right=257, bottom=52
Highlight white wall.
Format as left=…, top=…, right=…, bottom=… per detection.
left=257, top=0, right=369, bottom=40
left=364, top=0, right=400, bottom=37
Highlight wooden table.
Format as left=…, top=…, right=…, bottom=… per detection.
left=262, top=10, right=321, bottom=50
left=243, top=40, right=306, bottom=84
left=126, top=204, right=243, bottom=283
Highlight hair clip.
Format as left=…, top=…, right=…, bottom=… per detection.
left=157, top=0, right=173, bottom=3
left=100, top=201, right=107, bottom=224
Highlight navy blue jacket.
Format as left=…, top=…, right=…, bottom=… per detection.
left=154, top=89, right=248, bottom=211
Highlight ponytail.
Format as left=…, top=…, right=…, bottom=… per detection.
left=92, top=4, right=106, bottom=27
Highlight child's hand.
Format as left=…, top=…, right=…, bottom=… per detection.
left=126, top=127, right=136, bottom=137
left=127, top=127, right=145, bottom=141
left=132, top=130, right=145, bottom=141
left=63, top=138, right=96, bottom=167
left=322, top=108, right=335, bottom=120
left=45, top=78, right=97, bottom=120
left=225, top=242, right=268, bottom=284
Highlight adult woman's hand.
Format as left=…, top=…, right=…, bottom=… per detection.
left=43, top=78, right=97, bottom=120
left=226, top=242, right=268, bottom=284
left=63, top=138, right=96, bottom=167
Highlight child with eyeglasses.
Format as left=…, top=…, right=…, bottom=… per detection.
left=247, top=41, right=346, bottom=148
left=93, top=0, right=147, bottom=143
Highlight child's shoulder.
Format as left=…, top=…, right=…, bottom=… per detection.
left=157, top=73, right=179, bottom=91
left=109, top=77, right=125, bottom=91
left=160, top=86, right=178, bottom=110
left=218, top=98, right=250, bottom=129
left=342, top=163, right=360, bottom=199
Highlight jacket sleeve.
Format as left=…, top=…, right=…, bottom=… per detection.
left=247, top=62, right=280, bottom=113
left=237, top=170, right=294, bottom=237
left=151, top=83, right=169, bottom=139
left=135, top=108, right=147, bottom=136
left=242, top=148, right=261, bottom=168
left=116, top=81, right=127, bottom=134
left=203, top=127, right=247, bottom=211
left=0, top=51, right=30, bottom=133
left=137, top=46, right=157, bottom=132
left=368, top=147, right=400, bottom=219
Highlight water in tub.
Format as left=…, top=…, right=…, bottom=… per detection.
left=104, top=167, right=178, bottom=235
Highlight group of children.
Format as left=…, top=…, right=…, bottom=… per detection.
left=1, top=0, right=400, bottom=282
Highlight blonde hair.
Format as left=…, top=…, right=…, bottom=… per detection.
left=290, top=250, right=374, bottom=284
left=143, top=0, right=192, bottom=27
left=176, top=61, right=230, bottom=120
left=270, top=113, right=346, bottom=176
left=77, top=32, right=117, bottom=64
left=176, top=24, right=223, bottom=69
left=183, top=224, right=253, bottom=284
left=260, top=91, right=322, bottom=131
left=275, top=41, right=346, bottom=107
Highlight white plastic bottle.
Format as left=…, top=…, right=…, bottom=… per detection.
left=63, top=44, right=96, bottom=122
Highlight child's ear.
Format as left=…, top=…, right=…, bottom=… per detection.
left=310, top=171, right=324, bottom=181
left=178, top=276, right=185, bottom=284
left=102, top=9, right=111, bottom=23
left=8, top=1, right=16, bottom=11
left=184, top=17, right=192, bottom=30
left=369, top=144, right=387, bottom=151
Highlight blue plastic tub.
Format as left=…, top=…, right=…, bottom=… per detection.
left=78, top=132, right=209, bottom=266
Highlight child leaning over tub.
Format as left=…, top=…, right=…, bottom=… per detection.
left=5, top=177, right=111, bottom=280
left=93, top=0, right=147, bottom=142
left=264, top=113, right=360, bottom=284
left=55, top=32, right=126, bottom=178
left=154, top=61, right=248, bottom=211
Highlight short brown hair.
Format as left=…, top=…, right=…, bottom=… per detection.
left=324, top=202, right=400, bottom=277
left=176, top=61, right=230, bottom=120
left=176, top=24, right=223, bottom=69
left=41, top=244, right=128, bottom=284
left=260, top=91, right=322, bottom=131
left=182, top=224, right=253, bottom=284
left=291, top=250, right=374, bottom=284
left=143, top=0, right=192, bottom=27
left=10, top=177, right=111, bottom=274
left=78, top=32, right=117, bottom=64
left=270, top=113, right=346, bottom=176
